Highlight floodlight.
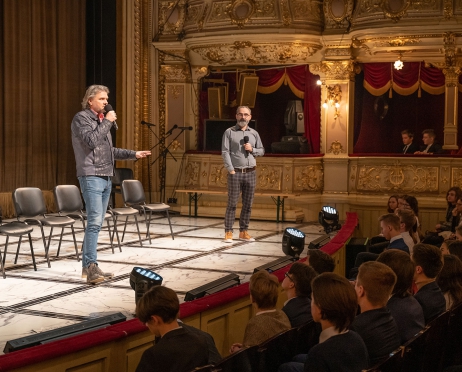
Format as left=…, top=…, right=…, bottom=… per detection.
left=253, top=256, right=297, bottom=273
left=318, top=206, right=341, bottom=234
left=282, top=227, right=306, bottom=258
left=184, top=273, right=240, bottom=301
left=130, top=267, right=163, bottom=304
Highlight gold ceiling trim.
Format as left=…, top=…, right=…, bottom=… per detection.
left=190, top=41, right=321, bottom=65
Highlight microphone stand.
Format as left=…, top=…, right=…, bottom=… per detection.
left=150, top=130, right=178, bottom=203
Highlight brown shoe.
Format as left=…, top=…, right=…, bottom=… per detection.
left=224, top=231, right=233, bottom=243
left=239, top=231, right=255, bottom=242
left=87, top=263, right=104, bottom=284
left=95, top=264, right=114, bottom=278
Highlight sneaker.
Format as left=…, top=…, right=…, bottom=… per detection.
left=95, top=264, right=114, bottom=278
left=224, top=231, right=233, bottom=243
left=87, top=263, right=104, bottom=284
left=82, top=267, right=88, bottom=279
left=239, top=231, right=255, bottom=242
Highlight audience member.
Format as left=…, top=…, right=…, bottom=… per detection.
left=415, top=129, right=443, bottom=154
left=230, top=270, right=291, bottom=352
left=451, top=196, right=462, bottom=232
left=305, top=249, right=335, bottom=274
left=278, top=273, right=369, bottom=372
left=400, top=130, right=419, bottom=154
left=135, top=286, right=209, bottom=372
left=448, top=240, right=462, bottom=260
left=282, top=262, right=317, bottom=327
left=412, top=243, right=446, bottom=323
left=396, top=209, right=418, bottom=254
left=437, top=254, right=462, bottom=310
left=435, top=187, right=462, bottom=233
left=377, top=249, right=425, bottom=343
left=398, top=195, right=422, bottom=240
left=456, top=225, right=462, bottom=242
left=352, top=261, right=400, bottom=367
left=387, top=195, right=399, bottom=213
left=441, top=239, right=451, bottom=255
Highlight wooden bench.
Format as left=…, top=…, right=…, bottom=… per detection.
left=175, top=189, right=299, bottom=223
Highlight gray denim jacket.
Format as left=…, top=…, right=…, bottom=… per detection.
left=71, top=109, right=136, bottom=177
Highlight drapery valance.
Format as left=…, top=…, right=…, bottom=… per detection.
left=363, top=62, right=462, bottom=97
left=257, top=66, right=306, bottom=99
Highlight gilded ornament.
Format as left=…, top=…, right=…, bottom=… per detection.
left=160, top=65, right=189, bottom=82
left=254, top=0, right=277, bottom=18
left=168, top=85, right=183, bottom=99
left=158, top=0, right=188, bottom=35
left=280, top=0, right=292, bottom=26
left=327, top=140, right=346, bottom=155
left=294, top=165, right=323, bottom=191
left=209, top=164, right=229, bottom=187
left=381, top=0, right=410, bottom=22
left=292, top=0, right=321, bottom=21
left=257, top=165, right=281, bottom=190
left=184, top=162, right=200, bottom=187
left=310, top=60, right=355, bottom=80
left=375, top=37, right=421, bottom=47
left=226, top=0, right=256, bottom=28
left=168, top=140, right=182, bottom=151
left=324, top=0, right=353, bottom=28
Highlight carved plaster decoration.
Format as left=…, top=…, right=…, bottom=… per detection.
left=375, top=37, right=421, bottom=47
left=257, top=165, right=281, bottom=190
left=325, top=47, right=352, bottom=58
left=355, top=162, right=438, bottom=193
left=160, top=65, right=190, bottom=82
left=167, top=85, right=183, bottom=99
left=309, top=60, right=356, bottom=80
left=158, top=0, right=188, bottom=36
left=190, top=41, right=321, bottom=65
left=292, top=0, right=321, bottom=21
left=210, top=2, right=230, bottom=22
left=185, top=3, right=210, bottom=31
left=327, top=140, right=346, bottom=155
left=280, top=0, right=292, bottom=26
left=381, top=0, right=410, bottom=22
left=444, top=0, right=454, bottom=19
left=162, top=50, right=188, bottom=62
left=351, top=38, right=371, bottom=55
left=452, top=168, right=462, bottom=189
left=226, top=0, right=256, bottom=28
left=428, top=32, right=462, bottom=86
left=191, top=66, right=209, bottom=81
left=209, top=163, right=229, bottom=187
left=184, top=161, right=200, bottom=187
left=294, top=165, right=323, bottom=191
left=169, top=140, right=183, bottom=151
left=254, top=0, right=277, bottom=18
left=324, top=0, right=353, bottom=28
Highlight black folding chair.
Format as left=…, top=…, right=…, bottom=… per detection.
left=258, top=327, right=299, bottom=372
left=213, top=345, right=259, bottom=372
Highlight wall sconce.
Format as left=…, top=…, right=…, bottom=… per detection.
left=320, top=83, right=342, bottom=120
left=394, top=54, right=403, bottom=70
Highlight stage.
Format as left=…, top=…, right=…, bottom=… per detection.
left=0, top=214, right=330, bottom=355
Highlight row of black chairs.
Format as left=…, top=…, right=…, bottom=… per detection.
left=365, top=302, right=462, bottom=372
left=192, top=320, right=320, bottom=372
left=0, top=179, right=173, bottom=278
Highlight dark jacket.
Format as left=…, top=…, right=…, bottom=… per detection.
left=71, top=109, right=136, bottom=177
left=282, top=296, right=313, bottom=328
left=419, top=143, right=443, bottom=154
left=401, top=142, right=419, bottom=154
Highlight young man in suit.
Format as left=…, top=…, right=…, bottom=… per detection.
left=400, top=130, right=419, bottom=154
left=415, top=129, right=443, bottom=154
left=412, top=243, right=446, bottom=323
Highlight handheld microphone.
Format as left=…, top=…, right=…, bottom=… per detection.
left=177, top=126, right=193, bottom=131
left=244, top=136, right=250, bottom=154
left=166, top=124, right=178, bottom=135
left=141, top=120, right=156, bottom=127
left=103, top=104, right=118, bottom=130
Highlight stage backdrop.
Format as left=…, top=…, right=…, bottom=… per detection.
left=0, top=0, right=85, bottom=193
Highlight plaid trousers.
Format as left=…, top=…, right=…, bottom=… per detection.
left=224, top=171, right=256, bottom=232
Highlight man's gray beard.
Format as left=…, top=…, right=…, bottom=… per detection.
left=238, top=120, right=248, bottom=127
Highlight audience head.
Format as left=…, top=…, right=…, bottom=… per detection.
left=403, top=195, right=419, bottom=216
left=446, top=187, right=462, bottom=207
left=436, top=254, right=462, bottom=309
left=411, top=243, right=443, bottom=280
left=387, top=195, right=399, bottom=213
left=136, top=286, right=179, bottom=335
left=441, top=240, right=451, bottom=255
left=422, top=129, right=436, bottom=145
left=283, top=262, right=317, bottom=298
left=377, top=249, right=415, bottom=298
left=395, top=209, right=416, bottom=233
left=306, top=249, right=336, bottom=274
left=311, top=272, right=358, bottom=332
left=355, top=261, right=397, bottom=308
left=401, top=130, right=414, bottom=145
left=455, top=226, right=462, bottom=242
left=378, top=213, right=401, bottom=240
left=448, top=240, right=462, bottom=260
left=455, top=197, right=462, bottom=216
left=249, top=270, right=279, bottom=310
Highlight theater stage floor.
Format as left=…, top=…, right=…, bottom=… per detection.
left=0, top=214, right=329, bottom=354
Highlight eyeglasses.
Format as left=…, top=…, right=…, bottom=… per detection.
left=236, top=113, right=250, bottom=117
left=284, top=272, right=293, bottom=281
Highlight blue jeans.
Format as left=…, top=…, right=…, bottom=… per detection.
left=78, top=176, right=112, bottom=268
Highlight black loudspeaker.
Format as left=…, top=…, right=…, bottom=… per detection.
left=345, top=237, right=369, bottom=278
left=204, top=119, right=257, bottom=151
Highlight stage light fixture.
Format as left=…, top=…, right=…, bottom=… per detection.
left=282, top=227, right=306, bottom=258
left=253, top=256, right=297, bottom=274
left=130, top=267, right=163, bottom=304
left=184, top=273, right=240, bottom=301
left=318, top=206, right=342, bottom=234
left=308, top=234, right=331, bottom=249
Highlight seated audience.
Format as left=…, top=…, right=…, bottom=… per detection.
left=400, top=130, right=419, bottom=154
left=230, top=270, right=291, bottom=352
left=387, top=195, right=399, bottom=213
left=451, top=196, right=462, bottom=232
left=398, top=195, right=422, bottom=240
left=436, top=254, right=462, bottom=310
left=396, top=209, right=418, bottom=254
left=352, top=261, right=400, bottom=367
left=414, top=129, right=443, bottom=154
left=455, top=225, right=462, bottom=242
left=412, top=243, right=446, bottom=323
left=305, top=249, right=335, bottom=274
left=435, top=187, right=462, bottom=233
left=278, top=273, right=369, bottom=372
left=282, top=262, right=318, bottom=327
left=377, top=249, right=425, bottom=343
left=440, top=239, right=452, bottom=255
left=135, top=286, right=209, bottom=372
left=448, top=240, right=462, bottom=260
